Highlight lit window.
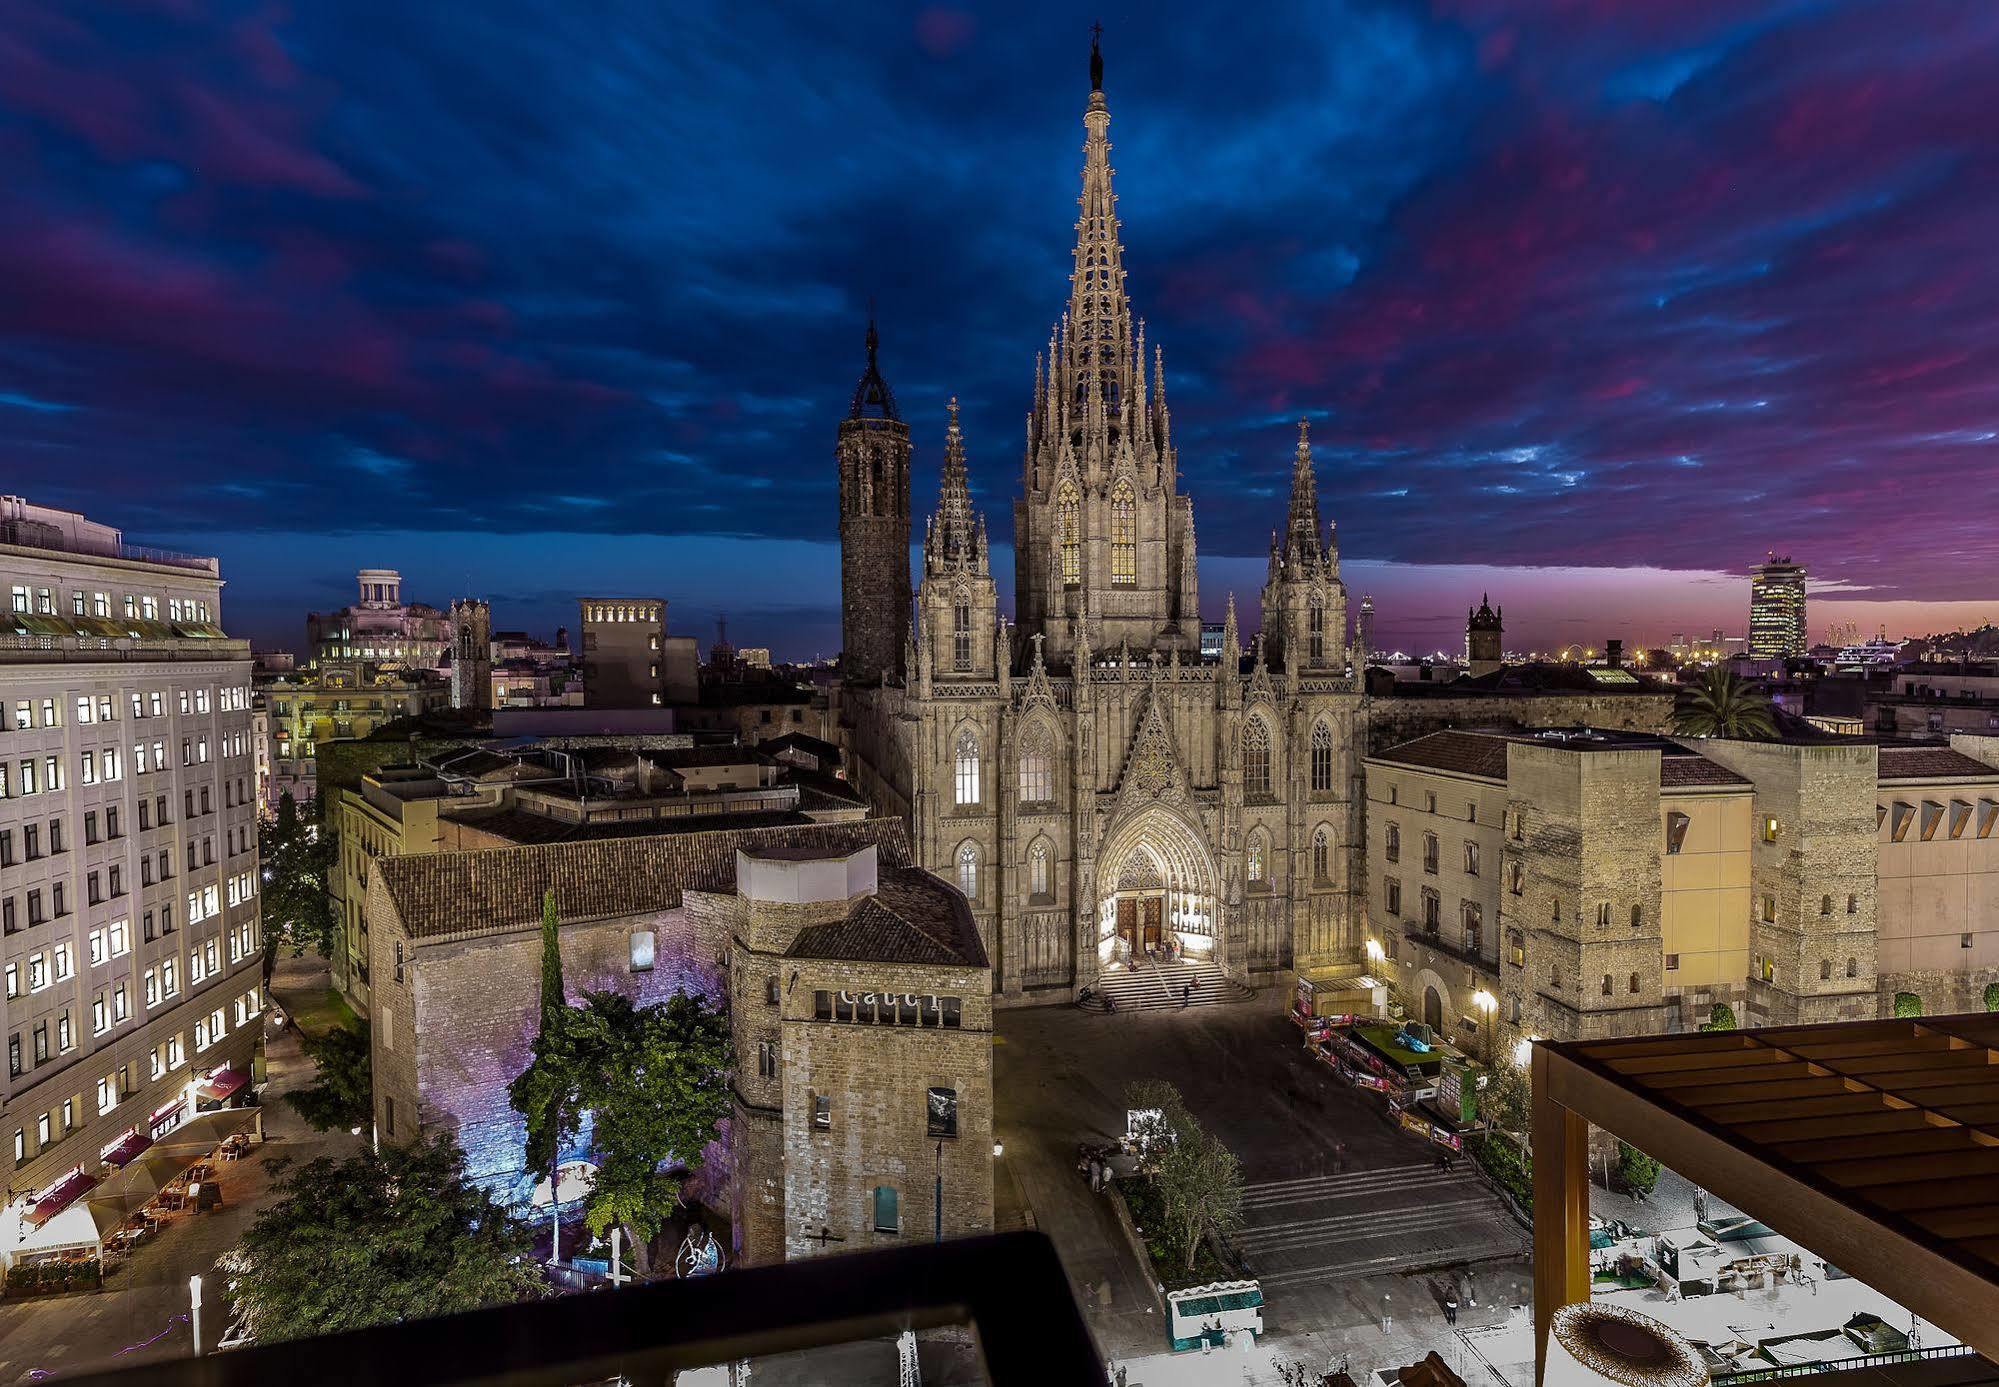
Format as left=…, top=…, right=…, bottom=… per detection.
left=956, top=842, right=980, bottom=901
left=1018, top=731, right=1054, bottom=804
left=1057, top=483, right=1081, bottom=587
left=1029, top=841, right=1052, bottom=899
left=630, top=931, right=655, bottom=972
left=1243, top=717, right=1271, bottom=798
left=953, top=728, right=980, bottom=806
left=1310, top=721, right=1333, bottom=793
left=1109, top=481, right=1136, bottom=585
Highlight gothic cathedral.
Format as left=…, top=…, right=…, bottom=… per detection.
left=842, top=38, right=1363, bottom=1002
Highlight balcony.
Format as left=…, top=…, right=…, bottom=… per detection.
left=1532, top=1016, right=1999, bottom=1387
left=55, top=1231, right=1095, bottom=1386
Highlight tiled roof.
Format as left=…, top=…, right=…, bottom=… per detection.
left=1369, top=730, right=1510, bottom=781
left=378, top=817, right=910, bottom=941
left=1879, top=747, right=1997, bottom=781
left=1658, top=754, right=1752, bottom=788
left=787, top=868, right=987, bottom=969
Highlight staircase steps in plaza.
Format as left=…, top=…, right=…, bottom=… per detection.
left=1086, top=958, right=1251, bottom=1012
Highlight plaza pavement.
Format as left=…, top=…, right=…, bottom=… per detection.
left=995, top=993, right=1530, bottom=1383
left=0, top=954, right=363, bottom=1383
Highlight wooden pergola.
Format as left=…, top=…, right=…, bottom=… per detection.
left=1533, top=1016, right=1999, bottom=1379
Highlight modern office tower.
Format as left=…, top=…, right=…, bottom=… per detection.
left=1750, top=554, right=1808, bottom=659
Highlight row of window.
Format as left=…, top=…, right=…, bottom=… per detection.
left=8, top=584, right=211, bottom=625
left=9, top=988, right=259, bottom=1167
left=6, top=685, right=248, bottom=735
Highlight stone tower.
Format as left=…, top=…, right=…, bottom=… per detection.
left=837, top=319, right=913, bottom=685
left=1259, top=421, right=1348, bottom=673
left=1467, top=594, right=1504, bottom=677
left=913, top=399, right=1002, bottom=696
left=1356, top=593, right=1376, bottom=665
left=448, top=598, right=492, bottom=712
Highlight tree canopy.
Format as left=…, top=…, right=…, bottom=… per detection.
left=260, top=790, right=336, bottom=972
left=1122, top=1080, right=1243, bottom=1274
left=218, top=1133, right=545, bottom=1343
left=1673, top=666, right=1777, bottom=740
left=510, top=988, right=732, bottom=1264
left=285, top=1021, right=372, bottom=1132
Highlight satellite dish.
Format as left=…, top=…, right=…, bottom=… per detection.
left=530, top=1160, right=598, bottom=1208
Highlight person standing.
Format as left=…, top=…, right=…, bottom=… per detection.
left=1445, top=1291, right=1459, bottom=1325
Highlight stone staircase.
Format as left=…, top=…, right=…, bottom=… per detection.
left=1085, top=957, right=1252, bottom=1013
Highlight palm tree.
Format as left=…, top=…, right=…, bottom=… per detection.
left=1674, top=666, right=1777, bottom=739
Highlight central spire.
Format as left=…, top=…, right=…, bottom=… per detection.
left=1065, top=25, right=1134, bottom=432
left=1283, top=418, right=1326, bottom=562
left=926, top=397, right=984, bottom=572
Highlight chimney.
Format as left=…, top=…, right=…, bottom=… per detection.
left=1606, top=639, right=1623, bottom=669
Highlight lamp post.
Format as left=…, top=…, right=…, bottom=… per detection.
left=188, top=1273, right=204, bottom=1357
left=1471, top=989, right=1497, bottom=1066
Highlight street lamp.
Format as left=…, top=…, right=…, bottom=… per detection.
left=1364, top=938, right=1384, bottom=966
left=189, top=1273, right=204, bottom=1357
left=1471, top=990, right=1497, bottom=1065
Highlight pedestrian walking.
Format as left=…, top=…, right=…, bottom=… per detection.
left=1334, top=1139, right=1348, bottom=1173
left=1445, top=1292, right=1458, bottom=1325
left=1465, top=1271, right=1478, bottom=1308
left=1381, top=1293, right=1392, bottom=1332
left=1182, top=982, right=1191, bottom=1008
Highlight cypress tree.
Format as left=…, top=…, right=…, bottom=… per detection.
left=538, top=887, right=565, bottom=1027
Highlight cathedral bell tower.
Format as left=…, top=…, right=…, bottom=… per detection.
left=838, top=318, right=913, bottom=685
left=1467, top=595, right=1504, bottom=677
left=915, top=399, right=1002, bottom=691
left=1259, top=421, right=1348, bottom=673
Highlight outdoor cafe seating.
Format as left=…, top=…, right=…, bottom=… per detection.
left=7, top=1108, right=260, bottom=1276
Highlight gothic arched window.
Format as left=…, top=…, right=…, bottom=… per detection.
left=1029, top=840, right=1052, bottom=900
left=1110, top=480, right=1136, bottom=585
left=1246, top=828, right=1268, bottom=889
left=1017, top=728, right=1054, bottom=805
left=1310, top=720, right=1334, bottom=793
left=1309, top=593, right=1325, bottom=663
left=952, top=598, right=972, bottom=672
left=1242, top=716, right=1272, bottom=798
left=953, top=728, right=980, bottom=806
left=957, top=842, right=980, bottom=902
left=1057, top=483, right=1081, bottom=587
left=1312, top=825, right=1331, bottom=882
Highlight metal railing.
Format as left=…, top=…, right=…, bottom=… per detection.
left=1711, top=1343, right=1978, bottom=1385
left=55, top=1231, right=1100, bottom=1387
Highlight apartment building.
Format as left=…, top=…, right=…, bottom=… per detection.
left=1362, top=727, right=1999, bottom=1055
left=0, top=499, right=262, bottom=1236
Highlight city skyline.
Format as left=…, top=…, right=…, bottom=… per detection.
left=5, top=2, right=1999, bottom=655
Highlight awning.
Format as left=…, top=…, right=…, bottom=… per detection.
left=196, top=1068, right=248, bottom=1104
left=89, top=1109, right=258, bottom=1211
left=13, top=1198, right=124, bottom=1260
left=103, top=1130, right=152, bottom=1169
left=24, top=1169, right=96, bottom=1228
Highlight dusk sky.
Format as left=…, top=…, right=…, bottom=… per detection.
left=4, top=1, right=1996, bottom=658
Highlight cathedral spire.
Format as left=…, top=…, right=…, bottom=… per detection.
left=926, top=397, right=985, bottom=574
left=1065, top=27, right=1134, bottom=435
left=1284, top=418, right=1325, bottom=563
left=850, top=309, right=898, bottom=421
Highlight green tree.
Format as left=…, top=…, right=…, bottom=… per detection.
left=537, top=889, right=565, bottom=1028
left=510, top=989, right=732, bottom=1271
left=285, top=1022, right=372, bottom=1132
left=1700, top=1001, right=1737, bottom=1032
left=1673, top=666, right=1777, bottom=740
left=1984, top=982, right=1999, bottom=1013
left=514, top=890, right=572, bottom=1187
left=1617, top=1142, right=1662, bottom=1197
left=218, top=1134, right=545, bottom=1343
left=1895, top=991, right=1923, bottom=1018
left=1484, top=1059, right=1533, bottom=1137
left=1122, top=1080, right=1244, bottom=1275
left=259, top=790, right=336, bottom=975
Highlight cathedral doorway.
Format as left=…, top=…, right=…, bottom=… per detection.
left=1423, top=985, right=1444, bottom=1032
left=1094, top=805, right=1219, bottom=975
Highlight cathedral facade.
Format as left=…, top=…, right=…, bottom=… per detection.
left=842, top=42, right=1365, bottom=1002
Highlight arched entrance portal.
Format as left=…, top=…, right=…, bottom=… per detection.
left=1423, top=985, right=1444, bottom=1032
left=1094, top=806, right=1219, bottom=973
